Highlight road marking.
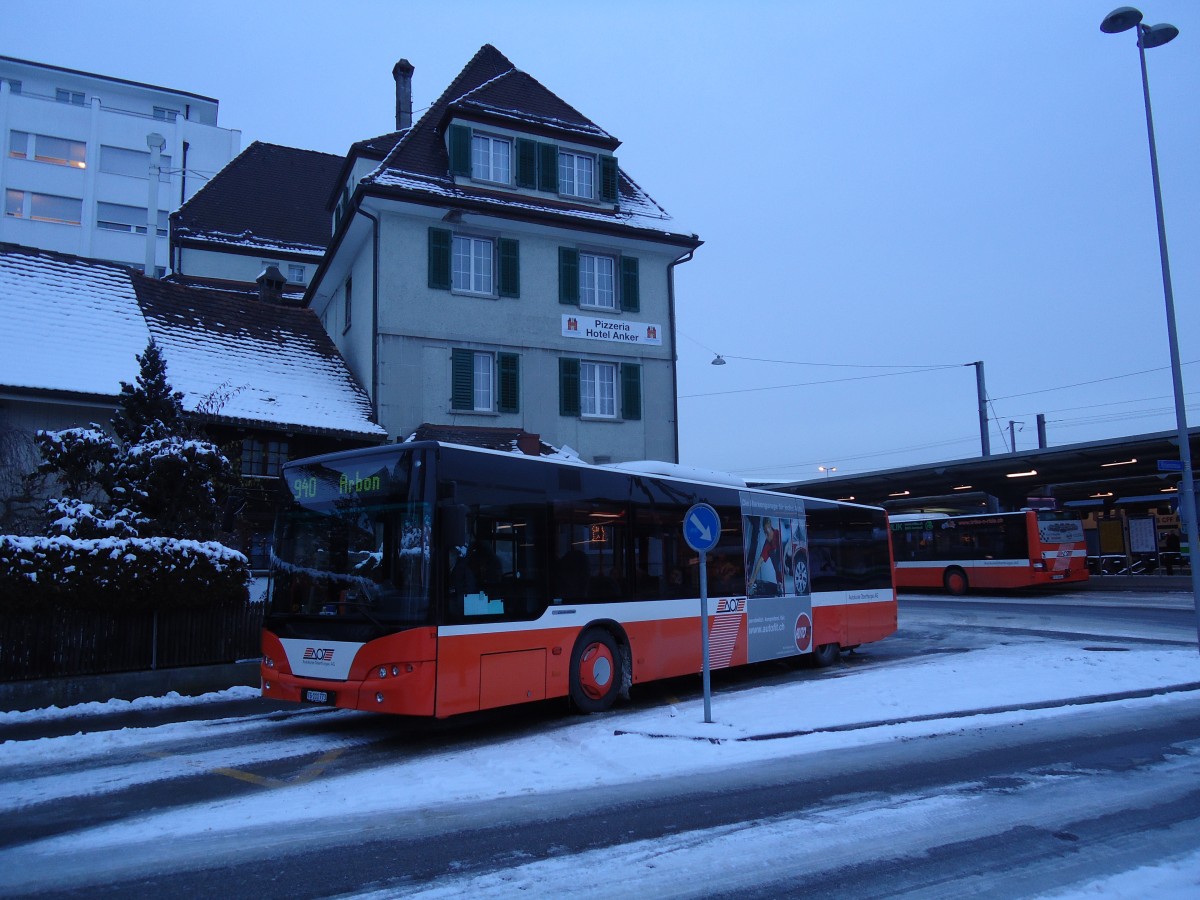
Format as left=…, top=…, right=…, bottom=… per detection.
left=144, top=748, right=346, bottom=788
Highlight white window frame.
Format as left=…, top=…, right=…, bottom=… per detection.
left=4, top=189, right=24, bottom=218
left=96, top=202, right=167, bottom=236
left=473, top=352, right=495, bottom=411
left=288, top=264, right=306, bottom=283
left=559, top=150, right=595, bottom=199
left=471, top=133, right=511, bottom=184
left=9, top=131, right=87, bottom=169
left=580, top=361, right=617, bottom=418
left=579, top=252, right=616, bottom=309
left=452, top=234, right=494, bottom=295
left=56, top=88, right=84, bottom=106
left=25, top=192, right=82, bottom=225
left=99, top=145, right=173, bottom=180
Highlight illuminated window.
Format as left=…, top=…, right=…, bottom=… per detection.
left=9, top=131, right=86, bottom=168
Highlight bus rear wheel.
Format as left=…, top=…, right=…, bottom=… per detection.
left=570, top=628, right=623, bottom=713
left=807, top=642, right=841, bottom=668
left=944, top=567, right=969, bottom=596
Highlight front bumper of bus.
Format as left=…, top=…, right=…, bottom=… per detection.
left=260, top=628, right=437, bottom=716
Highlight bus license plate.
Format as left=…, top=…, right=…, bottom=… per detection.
left=304, top=689, right=334, bottom=705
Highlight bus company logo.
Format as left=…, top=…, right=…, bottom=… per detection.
left=303, top=647, right=336, bottom=662
left=794, top=613, right=813, bottom=652
left=717, top=598, right=745, bottom=614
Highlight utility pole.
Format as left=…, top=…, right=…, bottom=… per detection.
left=971, top=361, right=990, bottom=456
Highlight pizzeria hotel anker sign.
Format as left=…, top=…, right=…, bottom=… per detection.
left=561, top=314, right=663, bottom=347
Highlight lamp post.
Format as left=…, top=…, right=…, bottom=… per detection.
left=818, top=465, right=837, bottom=479
left=1101, top=7, right=1200, bottom=646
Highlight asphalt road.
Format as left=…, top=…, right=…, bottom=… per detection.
left=3, top=593, right=1198, bottom=898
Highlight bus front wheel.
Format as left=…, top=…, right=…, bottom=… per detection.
left=944, top=567, right=969, bottom=596
left=570, top=628, right=623, bottom=713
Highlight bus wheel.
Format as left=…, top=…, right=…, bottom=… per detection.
left=944, top=567, right=969, bottom=596
left=570, top=628, right=623, bottom=713
left=807, top=642, right=841, bottom=668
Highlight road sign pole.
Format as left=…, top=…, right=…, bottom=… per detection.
left=699, top=549, right=712, bottom=724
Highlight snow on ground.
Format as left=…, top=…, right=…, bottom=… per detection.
left=2, top=639, right=1199, bottom=895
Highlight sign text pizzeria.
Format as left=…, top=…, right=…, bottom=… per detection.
left=561, top=314, right=663, bottom=347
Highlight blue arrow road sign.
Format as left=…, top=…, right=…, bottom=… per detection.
left=683, top=503, right=721, bottom=553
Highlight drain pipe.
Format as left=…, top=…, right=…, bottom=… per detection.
left=357, top=205, right=381, bottom=425
left=667, top=245, right=697, bottom=464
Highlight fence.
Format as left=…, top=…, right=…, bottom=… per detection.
left=0, top=602, right=264, bottom=682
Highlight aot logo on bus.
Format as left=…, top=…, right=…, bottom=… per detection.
left=303, top=647, right=336, bottom=662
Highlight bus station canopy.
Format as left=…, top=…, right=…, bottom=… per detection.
left=771, top=427, right=1200, bottom=514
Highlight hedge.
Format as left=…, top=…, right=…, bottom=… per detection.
left=0, top=535, right=250, bottom=612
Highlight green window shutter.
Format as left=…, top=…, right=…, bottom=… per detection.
left=497, top=353, right=520, bottom=413
left=559, top=358, right=581, bottom=417
left=516, top=139, right=537, bottom=189
left=620, top=256, right=640, bottom=312
left=558, top=247, right=579, bottom=305
left=451, top=349, right=474, bottom=410
left=537, top=142, right=558, bottom=192
left=599, top=155, right=619, bottom=203
left=428, top=228, right=451, bottom=290
left=498, top=238, right=520, bottom=298
left=621, top=363, right=642, bottom=421
left=448, top=125, right=471, bottom=176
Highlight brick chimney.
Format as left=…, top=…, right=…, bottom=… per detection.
left=393, top=59, right=414, bottom=131
left=256, top=265, right=286, bottom=304
left=516, top=432, right=542, bottom=456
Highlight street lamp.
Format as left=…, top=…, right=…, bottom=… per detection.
left=818, top=465, right=837, bottom=478
left=1101, top=7, right=1200, bottom=645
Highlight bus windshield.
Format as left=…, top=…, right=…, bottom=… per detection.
left=268, top=450, right=431, bottom=627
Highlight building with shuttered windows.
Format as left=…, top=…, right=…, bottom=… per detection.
left=305, top=45, right=701, bottom=464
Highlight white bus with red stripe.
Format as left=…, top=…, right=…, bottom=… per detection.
left=261, top=442, right=896, bottom=717
left=890, top=509, right=1089, bottom=594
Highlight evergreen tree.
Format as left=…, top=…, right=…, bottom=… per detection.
left=34, top=340, right=235, bottom=541
left=112, top=340, right=186, bottom=445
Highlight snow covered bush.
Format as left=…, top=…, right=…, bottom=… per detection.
left=12, top=340, right=248, bottom=611
left=0, top=535, right=248, bottom=612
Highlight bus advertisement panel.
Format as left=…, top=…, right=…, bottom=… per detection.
left=890, top=509, right=1089, bottom=594
left=261, top=443, right=896, bottom=718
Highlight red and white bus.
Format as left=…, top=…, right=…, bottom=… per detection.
left=261, top=442, right=897, bottom=717
left=890, top=509, right=1089, bottom=594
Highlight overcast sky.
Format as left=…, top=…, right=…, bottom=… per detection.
left=8, top=0, right=1199, bottom=480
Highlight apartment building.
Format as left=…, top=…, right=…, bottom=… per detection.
left=0, top=56, right=240, bottom=274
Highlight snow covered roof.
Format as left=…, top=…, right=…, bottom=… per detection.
left=0, top=244, right=150, bottom=398
left=135, top=277, right=384, bottom=439
left=0, top=244, right=383, bottom=441
left=361, top=45, right=697, bottom=247
left=171, top=142, right=343, bottom=258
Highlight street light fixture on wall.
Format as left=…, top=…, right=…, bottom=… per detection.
left=1101, top=6, right=1200, bottom=646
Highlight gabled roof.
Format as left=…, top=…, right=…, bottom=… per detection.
left=0, top=244, right=383, bottom=441
left=357, top=45, right=694, bottom=244
left=171, top=141, right=342, bottom=258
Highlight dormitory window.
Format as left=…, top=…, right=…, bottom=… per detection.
left=5, top=191, right=82, bottom=225
left=559, top=150, right=594, bottom=200
left=241, top=438, right=288, bottom=478
left=55, top=89, right=85, bottom=106
left=559, top=359, right=641, bottom=421
left=96, top=202, right=168, bottom=236
left=579, top=253, right=616, bottom=309
left=153, top=107, right=180, bottom=122
left=288, top=264, right=305, bottom=283
left=453, top=235, right=493, bottom=295
left=9, top=131, right=87, bottom=169
left=428, top=228, right=519, bottom=298
left=99, top=145, right=172, bottom=180
left=2, top=80, right=21, bottom=95
left=472, top=134, right=511, bottom=184
left=451, top=349, right=520, bottom=414
left=558, top=248, right=639, bottom=312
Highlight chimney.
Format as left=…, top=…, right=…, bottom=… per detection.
left=516, top=432, right=541, bottom=457
left=393, top=59, right=414, bottom=131
left=257, top=265, right=286, bottom=304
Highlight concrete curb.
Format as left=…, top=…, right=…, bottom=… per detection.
left=0, top=661, right=261, bottom=713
